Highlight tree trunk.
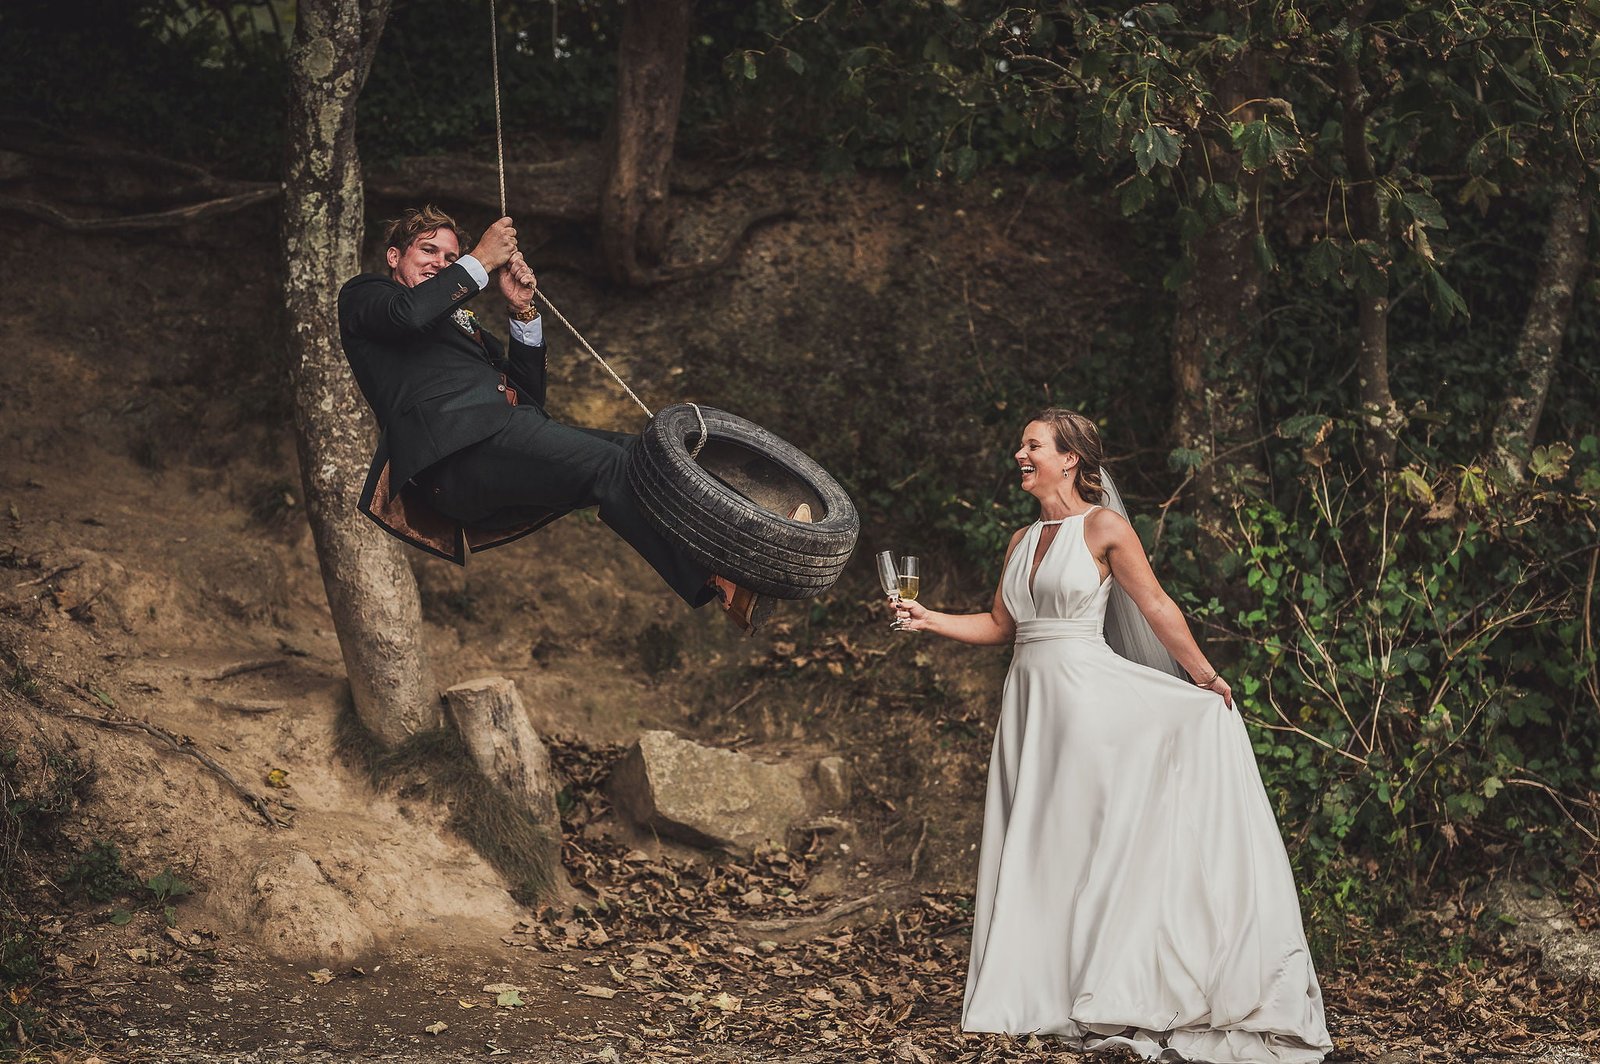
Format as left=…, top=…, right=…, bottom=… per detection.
left=1170, top=53, right=1267, bottom=542
left=1338, top=10, right=1403, bottom=473
left=1492, top=182, right=1591, bottom=479
left=599, top=0, right=693, bottom=287
left=283, top=0, right=440, bottom=746
left=443, top=677, right=564, bottom=830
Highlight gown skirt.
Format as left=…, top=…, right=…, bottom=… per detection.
left=960, top=513, right=1332, bottom=1064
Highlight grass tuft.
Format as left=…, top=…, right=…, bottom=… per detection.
left=334, top=697, right=560, bottom=905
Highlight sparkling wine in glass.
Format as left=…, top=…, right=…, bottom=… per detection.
left=875, top=550, right=904, bottom=629
left=897, top=556, right=921, bottom=604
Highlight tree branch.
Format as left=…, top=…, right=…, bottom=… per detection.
left=0, top=187, right=281, bottom=232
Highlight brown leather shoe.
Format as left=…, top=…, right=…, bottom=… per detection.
left=709, top=574, right=773, bottom=635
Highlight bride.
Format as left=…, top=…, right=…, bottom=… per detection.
left=890, top=409, right=1331, bottom=1063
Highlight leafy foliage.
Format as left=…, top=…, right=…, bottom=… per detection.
left=1205, top=436, right=1600, bottom=923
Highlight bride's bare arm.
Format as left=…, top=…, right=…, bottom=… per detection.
left=1087, top=509, right=1232, bottom=704
left=891, top=528, right=1024, bottom=646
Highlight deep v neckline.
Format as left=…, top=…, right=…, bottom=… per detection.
left=1027, top=508, right=1100, bottom=601
left=1027, top=518, right=1068, bottom=600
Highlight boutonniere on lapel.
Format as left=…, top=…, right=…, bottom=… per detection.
left=451, top=307, right=479, bottom=335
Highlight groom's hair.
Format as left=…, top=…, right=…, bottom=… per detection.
left=382, top=204, right=472, bottom=255
left=1034, top=408, right=1107, bottom=504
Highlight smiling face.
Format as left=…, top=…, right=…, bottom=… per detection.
left=386, top=226, right=461, bottom=288
left=1015, top=419, right=1080, bottom=499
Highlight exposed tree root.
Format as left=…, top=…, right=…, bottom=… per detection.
left=60, top=706, right=284, bottom=829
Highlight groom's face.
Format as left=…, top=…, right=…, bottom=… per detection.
left=387, top=227, right=462, bottom=288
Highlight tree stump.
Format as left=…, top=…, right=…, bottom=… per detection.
left=442, top=677, right=561, bottom=828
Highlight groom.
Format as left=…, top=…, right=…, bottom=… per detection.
left=337, top=205, right=771, bottom=631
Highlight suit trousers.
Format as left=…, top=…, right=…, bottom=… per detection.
left=417, top=406, right=716, bottom=607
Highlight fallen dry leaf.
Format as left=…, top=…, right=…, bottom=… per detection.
left=307, top=968, right=333, bottom=984
left=577, top=984, right=618, bottom=1000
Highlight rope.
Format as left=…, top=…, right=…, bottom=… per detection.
left=689, top=402, right=708, bottom=459
left=487, top=0, right=659, bottom=425
left=529, top=290, right=655, bottom=419
left=489, top=0, right=506, bottom=216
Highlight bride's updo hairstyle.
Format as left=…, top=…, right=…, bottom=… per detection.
left=1034, top=408, right=1107, bottom=504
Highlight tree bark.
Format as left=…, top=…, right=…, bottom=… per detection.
left=1492, top=182, right=1591, bottom=479
left=1338, top=8, right=1403, bottom=472
left=599, top=0, right=693, bottom=287
left=1170, top=52, right=1267, bottom=540
left=443, top=677, right=564, bottom=830
left=283, top=0, right=440, bottom=746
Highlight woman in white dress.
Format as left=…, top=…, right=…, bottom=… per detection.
left=890, top=410, right=1332, bottom=1063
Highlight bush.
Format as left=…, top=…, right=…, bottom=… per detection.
left=1180, top=428, right=1600, bottom=931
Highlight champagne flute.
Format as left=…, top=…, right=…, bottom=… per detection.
left=898, top=556, right=921, bottom=606
left=875, top=550, right=904, bottom=630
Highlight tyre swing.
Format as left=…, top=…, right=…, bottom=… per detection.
left=483, top=1, right=859, bottom=600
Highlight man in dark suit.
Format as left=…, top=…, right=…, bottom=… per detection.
left=338, top=205, right=770, bottom=631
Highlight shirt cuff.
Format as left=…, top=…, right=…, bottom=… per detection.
left=509, top=315, right=544, bottom=346
left=457, top=255, right=490, bottom=290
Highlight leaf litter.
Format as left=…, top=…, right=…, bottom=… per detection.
left=522, top=736, right=1600, bottom=1062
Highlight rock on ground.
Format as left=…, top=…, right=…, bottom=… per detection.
left=608, top=730, right=809, bottom=854
left=1480, top=878, right=1600, bottom=983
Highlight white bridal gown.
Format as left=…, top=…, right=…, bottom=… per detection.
left=961, top=511, right=1332, bottom=1064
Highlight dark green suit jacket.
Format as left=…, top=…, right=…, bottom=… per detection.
left=338, top=262, right=562, bottom=563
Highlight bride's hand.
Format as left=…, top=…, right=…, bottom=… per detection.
left=887, top=597, right=932, bottom=631
left=1204, top=675, right=1234, bottom=710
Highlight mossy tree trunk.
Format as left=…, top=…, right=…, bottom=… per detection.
left=283, top=0, right=440, bottom=746
left=599, top=0, right=693, bottom=287
left=1170, top=51, right=1268, bottom=550
left=1338, top=4, right=1404, bottom=473
left=1492, top=182, right=1591, bottom=480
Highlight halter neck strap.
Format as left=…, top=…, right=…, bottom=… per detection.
left=1038, top=505, right=1099, bottom=526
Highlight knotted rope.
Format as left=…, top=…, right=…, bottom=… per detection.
left=486, top=0, right=713, bottom=456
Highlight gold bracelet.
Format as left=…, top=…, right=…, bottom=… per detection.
left=511, top=303, right=539, bottom=322
left=1193, top=671, right=1218, bottom=687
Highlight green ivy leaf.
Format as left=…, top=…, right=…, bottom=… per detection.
left=1233, top=118, right=1298, bottom=172
left=783, top=50, right=805, bottom=75
left=1422, top=267, right=1470, bottom=322
left=1120, top=173, right=1155, bottom=215
left=1132, top=124, right=1182, bottom=175
left=1401, top=191, right=1448, bottom=230
left=1203, top=181, right=1240, bottom=219
left=1528, top=442, right=1574, bottom=480
left=1351, top=241, right=1388, bottom=296
left=1457, top=175, right=1501, bottom=214
left=1398, top=469, right=1436, bottom=506
left=1304, top=239, right=1345, bottom=287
